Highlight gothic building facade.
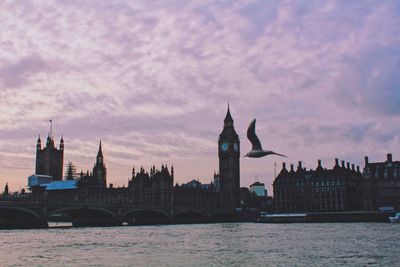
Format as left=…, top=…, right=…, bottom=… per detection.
left=273, top=159, right=363, bottom=212
left=29, top=107, right=241, bottom=213
left=127, top=164, right=174, bottom=206
left=218, top=105, right=241, bottom=209
left=363, top=154, right=400, bottom=210
left=35, top=135, right=64, bottom=180
left=78, top=141, right=107, bottom=189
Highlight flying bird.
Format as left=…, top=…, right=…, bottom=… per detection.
left=244, top=119, right=287, bottom=158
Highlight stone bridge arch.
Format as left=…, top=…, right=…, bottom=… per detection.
left=122, top=209, right=171, bottom=225
left=0, top=206, right=46, bottom=229
left=49, top=207, right=117, bottom=219
left=49, top=207, right=119, bottom=227
left=0, top=206, right=42, bottom=220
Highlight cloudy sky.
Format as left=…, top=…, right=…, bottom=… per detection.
left=1, top=0, right=400, bottom=194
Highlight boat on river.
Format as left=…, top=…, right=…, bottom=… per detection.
left=389, top=212, right=400, bottom=223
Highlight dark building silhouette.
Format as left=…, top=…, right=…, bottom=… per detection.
left=127, top=164, right=173, bottom=206
left=218, top=105, right=241, bottom=208
left=92, top=141, right=107, bottom=188
left=3, top=183, right=9, bottom=196
left=79, top=141, right=107, bottom=189
left=273, top=159, right=363, bottom=212
left=24, top=108, right=245, bottom=214
left=35, top=135, right=64, bottom=180
left=363, top=154, right=400, bottom=210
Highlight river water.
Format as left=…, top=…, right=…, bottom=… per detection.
left=0, top=223, right=398, bottom=266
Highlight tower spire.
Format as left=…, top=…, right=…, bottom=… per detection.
left=224, top=103, right=233, bottom=126
left=37, top=135, right=42, bottom=150
left=49, top=119, right=53, bottom=138
left=4, top=182, right=9, bottom=196
left=96, top=140, right=103, bottom=164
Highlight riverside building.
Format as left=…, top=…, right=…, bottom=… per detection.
left=363, top=154, right=400, bottom=211
left=273, top=159, right=363, bottom=212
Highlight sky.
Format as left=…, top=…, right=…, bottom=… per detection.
left=1, top=0, right=400, bottom=195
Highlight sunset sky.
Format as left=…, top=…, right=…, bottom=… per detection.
left=1, top=0, right=400, bottom=195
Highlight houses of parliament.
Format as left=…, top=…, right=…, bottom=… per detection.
left=28, top=106, right=242, bottom=212
left=5, top=106, right=399, bottom=217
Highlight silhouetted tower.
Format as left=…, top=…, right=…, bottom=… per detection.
left=35, top=133, right=64, bottom=181
left=4, top=183, right=9, bottom=196
left=218, top=105, right=241, bottom=209
left=92, top=141, right=107, bottom=188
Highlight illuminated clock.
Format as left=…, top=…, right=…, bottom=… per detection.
left=221, top=142, right=229, bottom=152
left=233, top=143, right=238, bottom=151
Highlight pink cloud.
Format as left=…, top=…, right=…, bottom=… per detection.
left=0, top=1, right=399, bottom=195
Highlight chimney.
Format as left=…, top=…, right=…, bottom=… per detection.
left=282, top=162, right=286, bottom=170
left=365, top=156, right=369, bottom=166
left=341, top=160, right=345, bottom=168
left=335, top=158, right=339, bottom=166
left=297, top=161, right=303, bottom=172
left=290, top=164, right=294, bottom=172
left=387, top=153, right=392, bottom=162
left=357, top=166, right=360, bottom=172
left=347, top=162, right=350, bottom=170
left=318, top=159, right=322, bottom=167
left=351, top=164, right=355, bottom=171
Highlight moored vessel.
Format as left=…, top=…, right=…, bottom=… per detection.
left=389, top=212, right=400, bottom=223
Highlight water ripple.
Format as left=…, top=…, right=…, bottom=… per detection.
left=0, top=223, right=399, bottom=266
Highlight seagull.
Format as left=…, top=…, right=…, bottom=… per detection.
left=244, top=119, right=287, bottom=158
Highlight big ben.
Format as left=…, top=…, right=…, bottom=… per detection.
left=218, top=105, right=240, bottom=209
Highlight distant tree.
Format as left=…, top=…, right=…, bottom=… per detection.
left=65, top=162, right=78, bottom=180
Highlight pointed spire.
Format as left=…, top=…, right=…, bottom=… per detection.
left=60, top=135, right=64, bottom=150
left=224, top=103, right=233, bottom=126
left=49, top=119, right=53, bottom=139
left=96, top=140, right=104, bottom=165
left=37, top=135, right=42, bottom=150
left=4, top=183, right=9, bottom=195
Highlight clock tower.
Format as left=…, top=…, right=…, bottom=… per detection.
left=218, top=105, right=240, bottom=209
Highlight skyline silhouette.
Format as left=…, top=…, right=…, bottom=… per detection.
left=1, top=1, right=400, bottom=194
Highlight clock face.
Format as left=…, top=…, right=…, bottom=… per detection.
left=221, top=142, right=229, bottom=152
left=233, top=143, right=238, bottom=151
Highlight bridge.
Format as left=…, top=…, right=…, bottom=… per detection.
left=0, top=197, right=231, bottom=228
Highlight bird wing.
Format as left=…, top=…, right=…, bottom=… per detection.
left=247, top=119, right=263, bottom=151
left=271, top=151, right=287, bottom=158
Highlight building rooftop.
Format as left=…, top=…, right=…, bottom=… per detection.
left=42, top=180, right=78, bottom=191
left=250, top=182, right=265, bottom=187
